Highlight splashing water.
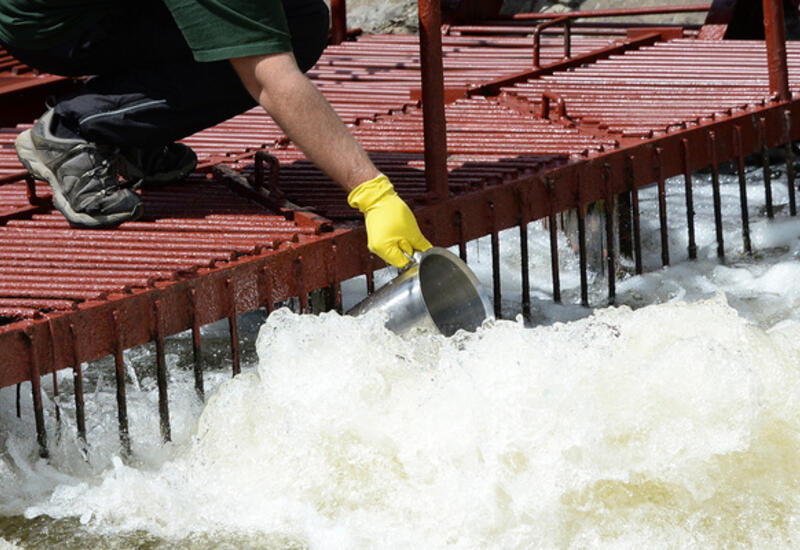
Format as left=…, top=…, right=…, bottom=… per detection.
left=5, top=295, right=798, bottom=549
left=3, top=163, right=800, bottom=548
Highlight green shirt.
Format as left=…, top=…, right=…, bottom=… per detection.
left=0, top=0, right=293, bottom=62
left=0, top=0, right=106, bottom=50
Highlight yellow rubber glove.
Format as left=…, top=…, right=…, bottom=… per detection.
left=348, top=174, right=433, bottom=268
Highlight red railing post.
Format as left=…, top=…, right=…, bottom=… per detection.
left=763, top=0, right=791, bottom=101
left=532, top=16, right=572, bottom=69
left=331, top=0, right=347, bottom=45
left=418, top=0, right=449, bottom=201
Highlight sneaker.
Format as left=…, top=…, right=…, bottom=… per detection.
left=14, top=109, right=142, bottom=228
left=120, top=143, right=197, bottom=187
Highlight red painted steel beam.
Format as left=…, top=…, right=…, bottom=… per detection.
left=764, top=0, right=792, bottom=101
left=330, top=0, right=347, bottom=45
left=418, top=0, right=449, bottom=201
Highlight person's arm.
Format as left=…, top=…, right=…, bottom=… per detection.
left=230, top=52, right=432, bottom=267
left=231, top=52, right=376, bottom=191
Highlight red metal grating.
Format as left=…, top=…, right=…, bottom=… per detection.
left=228, top=37, right=800, bottom=221
left=187, top=34, right=625, bottom=166
left=253, top=96, right=614, bottom=220
left=501, top=39, right=800, bottom=138
left=2, top=32, right=798, bottom=324
left=0, top=176, right=326, bottom=325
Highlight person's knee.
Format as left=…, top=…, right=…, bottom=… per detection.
left=283, top=0, right=330, bottom=73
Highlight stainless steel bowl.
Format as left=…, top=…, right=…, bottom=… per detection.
left=347, top=247, right=493, bottom=336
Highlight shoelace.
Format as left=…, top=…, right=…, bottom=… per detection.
left=85, top=159, right=117, bottom=196
left=73, top=144, right=126, bottom=196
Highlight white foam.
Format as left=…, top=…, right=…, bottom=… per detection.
left=20, top=297, right=800, bottom=548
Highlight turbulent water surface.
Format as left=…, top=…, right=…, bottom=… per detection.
left=2, top=297, right=800, bottom=549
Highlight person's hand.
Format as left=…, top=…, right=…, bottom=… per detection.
left=348, top=174, right=433, bottom=268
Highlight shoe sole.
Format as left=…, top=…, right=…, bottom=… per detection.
left=15, top=129, right=143, bottom=228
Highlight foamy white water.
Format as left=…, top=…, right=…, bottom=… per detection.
left=1, top=163, right=800, bottom=548
left=14, top=300, right=800, bottom=549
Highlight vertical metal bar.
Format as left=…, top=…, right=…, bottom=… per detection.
left=153, top=299, right=171, bottom=443
left=627, top=155, right=643, bottom=275
left=188, top=288, right=204, bottom=401
left=361, top=243, right=376, bottom=295
left=548, top=212, right=561, bottom=303
left=491, top=228, right=501, bottom=319
left=261, top=265, right=275, bottom=314
left=296, top=257, right=310, bottom=314
left=517, top=187, right=531, bottom=320
left=488, top=202, right=502, bottom=319
left=455, top=211, right=467, bottom=262
left=760, top=117, right=775, bottom=218
left=734, top=126, right=753, bottom=254
left=418, top=0, right=449, bottom=201
left=24, top=174, right=37, bottom=204
left=708, top=131, right=725, bottom=260
left=533, top=27, right=542, bottom=69
left=110, top=310, right=131, bottom=456
left=519, top=221, right=530, bottom=319
left=681, top=138, right=697, bottom=260
left=225, top=278, right=240, bottom=377
left=564, top=18, right=572, bottom=61
left=545, top=177, right=561, bottom=303
left=655, top=147, right=670, bottom=267
left=69, top=323, right=87, bottom=446
left=322, top=286, right=335, bottom=314
left=784, top=110, right=797, bottom=216
left=631, top=199, right=643, bottom=274
left=366, top=268, right=375, bottom=295
left=332, top=284, right=342, bottom=313
left=16, top=383, right=21, bottom=418
left=24, top=330, right=48, bottom=458
left=577, top=205, right=589, bottom=307
left=253, top=151, right=282, bottom=198
left=329, top=245, right=343, bottom=313
left=763, top=0, right=792, bottom=102
left=603, top=164, right=616, bottom=306
left=51, top=371, right=60, bottom=424
left=330, top=0, right=347, bottom=45
left=576, top=171, right=589, bottom=307
left=617, top=191, right=633, bottom=261
left=47, top=321, right=60, bottom=426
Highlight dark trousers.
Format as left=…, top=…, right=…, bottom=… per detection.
left=3, top=0, right=329, bottom=148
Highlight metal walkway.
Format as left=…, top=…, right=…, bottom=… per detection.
left=1, top=12, right=799, bottom=455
